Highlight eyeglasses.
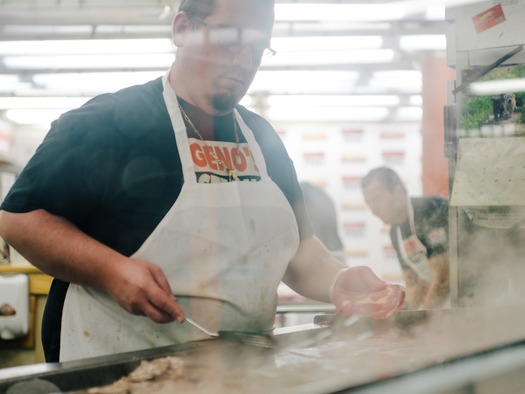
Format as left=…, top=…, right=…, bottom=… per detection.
left=189, top=16, right=276, bottom=60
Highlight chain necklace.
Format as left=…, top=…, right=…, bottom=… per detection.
left=179, top=104, right=240, bottom=182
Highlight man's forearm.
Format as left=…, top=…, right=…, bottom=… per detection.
left=283, top=235, right=346, bottom=303
left=0, top=209, right=125, bottom=292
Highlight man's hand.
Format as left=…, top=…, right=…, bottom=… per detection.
left=331, top=266, right=405, bottom=319
left=104, top=258, right=186, bottom=324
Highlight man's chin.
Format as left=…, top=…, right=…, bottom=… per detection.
left=212, top=92, right=240, bottom=113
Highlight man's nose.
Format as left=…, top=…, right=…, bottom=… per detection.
left=233, top=45, right=255, bottom=67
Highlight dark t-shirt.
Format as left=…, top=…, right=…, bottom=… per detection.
left=390, top=196, right=449, bottom=271
left=1, top=77, right=312, bottom=361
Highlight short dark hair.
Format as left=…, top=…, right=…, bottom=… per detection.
left=178, top=0, right=274, bottom=19
left=361, top=166, right=406, bottom=192
left=178, top=0, right=216, bottom=19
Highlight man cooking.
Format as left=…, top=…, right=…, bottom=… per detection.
left=0, top=0, right=404, bottom=363
left=361, top=167, right=450, bottom=310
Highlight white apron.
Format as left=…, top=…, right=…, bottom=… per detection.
left=396, top=197, right=434, bottom=283
left=60, top=71, right=300, bottom=361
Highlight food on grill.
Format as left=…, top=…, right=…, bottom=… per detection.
left=87, top=357, right=184, bottom=394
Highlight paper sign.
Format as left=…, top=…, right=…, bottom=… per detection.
left=472, top=4, right=506, bottom=33
left=450, top=137, right=525, bottom=207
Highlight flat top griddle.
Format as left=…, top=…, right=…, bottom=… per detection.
left=2, top=306, right=525, bottom=394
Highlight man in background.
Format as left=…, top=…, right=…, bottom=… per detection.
left=361, top=167, right=450, bottom=310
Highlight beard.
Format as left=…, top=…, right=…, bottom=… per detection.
left=211, top=91, right=239, bottom=113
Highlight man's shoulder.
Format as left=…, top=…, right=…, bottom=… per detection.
left=413, top=196, right=449, bottom=232
left=412, top=196, right=448, bottom=212
left=99, top=77, right=164, bottom=111
left=51, top=77, right=167, bottom=143
left=60, top=77, right=163, bottom=120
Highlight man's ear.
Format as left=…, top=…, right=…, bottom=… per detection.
left=172, top=11, right=191, bottom=47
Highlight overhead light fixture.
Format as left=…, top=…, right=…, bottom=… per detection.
left=265, top=49, right=395, bottom=67
left=5, top=109, right=67, bottom=126
left=272, top=36, right=383, bottom=52
left=30, top=71, right=163, bottom=94
left=268, top=95, right=401, bottom=107
left=0, top=75, right=32, bottom=92
left=4, top=54, right=174, bottom=70
left=410, top=95, right=423, bottom=106
left=273, top=22, right=392, bottom=33
left=0, top=38, right=174, bottom=55
left=369, top=70, right=422, bottom=92
left=0, top=97, right=91, bottom=110
left=469, top=78, right=525, bottom=95
left=268, top=106, right=389, bottom=122
left=2, top=25, right=93, bottom=36
left=249, top=70, right=360, bottom=95
left=399, top=35, right=446, bottom=51
left=274, top=1, right=481, bottom=23
left=275, top=4, right=406, bottom=22
left=394, top=107, right=423, bottom=121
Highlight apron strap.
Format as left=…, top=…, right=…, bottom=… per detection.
left=162, top=70, right=198, bottom=185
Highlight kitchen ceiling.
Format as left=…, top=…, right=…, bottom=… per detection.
left=0, top=0, right=471, bottom=129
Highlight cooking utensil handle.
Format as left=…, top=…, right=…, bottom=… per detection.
left=185, top=317, right=219, bottom=337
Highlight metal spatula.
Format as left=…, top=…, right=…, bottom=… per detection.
left=185, top=317, right=274, bottom=348
left=185, top=317, right=219, bottom=337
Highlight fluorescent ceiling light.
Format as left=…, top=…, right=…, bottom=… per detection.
left=275, top=4, right=406, bottom=22
left=370, top=70, right=422, bottom=92
left=369, top=79, right=422, bottom=93
left=0, top=97, right=91, bottom=110
left=0, top=38, right=174, bottom=55
left=95, top=25, right=171, bottom=35
left=410, top=95, right=423, bottom=106
left=0, top=75, right=32, bottom=92
left=249, top=70, right=360, bottom=95
left=469, top=78, right=525, bottom=95
left=272, top=36, right=383, bottom=52
left=5, top=109, right=67, bottom=126
left=268, top=95, right=401, bottom=107
left=274, top=1, right=481, bottom=23
left=373, top=70, right=422, bottom=80
left=400, top=35, right=446, bottom=51
left=269, top=106, right=389, bottom=122
left=31, top=71, right=163, bottom=94
left=395, top=106, right=423, bottom=121
left=3, top=25, right=93, bottom=36
left=4, top=54, right=173, bottom=70
left=273, top=22, right=392, bottom=33
left=265, top=49, right=395, bottom=67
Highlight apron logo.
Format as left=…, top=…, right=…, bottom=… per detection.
left=190, top=140, right=261, bottom=183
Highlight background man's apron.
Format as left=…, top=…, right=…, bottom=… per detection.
left=396, top=197, right=434, bottom=283
left=396, top=197, right=450, bottom=309
left=59, top=72, right=300, bottom=361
